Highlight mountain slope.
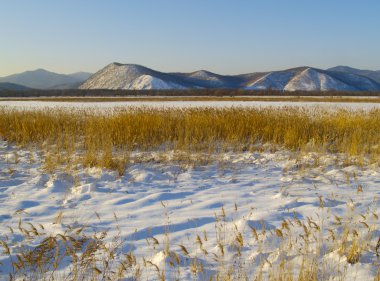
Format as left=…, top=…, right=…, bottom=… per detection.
left=0, top=69, right=92, bottom=89
left=284, top=68, right=356, bottom=91
left=80, top=63, right=380, bottom=92
left=80, top=63, right=189, bottom=90
left=68, top=72, right=93, bottom=81
left=0, top=82, right=31, bottom=91
left=246, top=69, right=299, bottom=90
left=328, top=66, right=380, bottom=84
left=173, top=70, right=245, bottom=88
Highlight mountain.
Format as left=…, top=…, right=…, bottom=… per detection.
left=0, top=82, right=31, bottom=91
left=327, top=66, right=380, bottom=84
left=80, top=63, right=191, bottom=90
left=80, top=63, right=380, bottom=92
left=68, top=72, right=93, bottom=81
left=3, top=65, right=379, bottom=92
left=0, top=69, right=92, bottom=89
left=245, top=68, right=300, bottom=90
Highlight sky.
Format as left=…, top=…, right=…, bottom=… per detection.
left=0, top=0, right=380, bottom=76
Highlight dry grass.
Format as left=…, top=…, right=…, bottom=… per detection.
left=0, top=106, right=380, bottom=173
left=0, top=107, right=378, bottom=280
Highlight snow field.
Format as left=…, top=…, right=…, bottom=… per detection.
left=0, top=104, right=379, bottom=280
left=0, top=142, right=379, bottom=280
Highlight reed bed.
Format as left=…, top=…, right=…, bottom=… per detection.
left=0, top=106, right=380, bottom=171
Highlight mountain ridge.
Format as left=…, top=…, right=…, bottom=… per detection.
left=2, top=65, right=380, bottom=92
left=80, top=63, right=380, bottom=92
left=327, top=66, right=380, bottom=84
left=0, top=69, right=92, bottom=89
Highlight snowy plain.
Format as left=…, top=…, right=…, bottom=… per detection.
left=1, top=100, right=380, bottom=110
left=0, top=102, right=379, bottom=280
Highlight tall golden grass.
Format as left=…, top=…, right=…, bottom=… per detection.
left=0, top=106, right=379, bottom=171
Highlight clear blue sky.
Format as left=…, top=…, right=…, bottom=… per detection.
left=1, top=0, right=379, bottom=76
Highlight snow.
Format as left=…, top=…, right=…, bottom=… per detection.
left=0, top=103, right=379, bottom=279
left=245, top=67, right=380, bottom=92
left=2, top=100, right=380, bottom=110
left=245, top=71, right=295, bottom=90
left=284, top=68, right=356, bottom=91
left=79, top=63, right=380, bottom=91
left=189, top=71, right=225, bottom=86
left=130, top=75, right=186, bottom=90
left=190, top=70, right=214, bottom=79
left=0, top=141, right=379, bottom=280
left=80, top=63, right=187, bottom=90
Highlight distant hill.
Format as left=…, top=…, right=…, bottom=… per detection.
left=67, top=72, right=93, bottom=81
left=328, top=66, right=380, bottom=84
left=0, top=69, right=92, bottom=89
left=80, top=63, right=380, bottom=92
left=0, top=82, right=31, bottom=91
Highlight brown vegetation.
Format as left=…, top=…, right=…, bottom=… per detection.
left=0, top=107, right=379, bottom=173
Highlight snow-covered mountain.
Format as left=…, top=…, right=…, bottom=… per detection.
left=284, top=68, right=356, bottom=91
left=245, top=67, right=380, bottom=91
left=0, top=69, right=92, bottom=89
left=80, top=63, right=190, bottom=90
left=80, top=63, right=380, bottom=92
left=245, top=69, right=299, bottom=90
left=3, top=64, right=378, bottom=92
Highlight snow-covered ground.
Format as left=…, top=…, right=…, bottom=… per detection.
left=0, top=140, right=379, bottom=280
left=2, top=100, right=380, bottom=110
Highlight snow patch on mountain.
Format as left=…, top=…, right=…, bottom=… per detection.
left=284, top=68, right=356, bottom=91
left=80, top=63, right=186, bottom=90
left=129, top=75, right=186, bottom=90
left=189, top=70, right=220, bottom=81
left=190, top=70, right=214, bottom=79
left=245, top=71, right=295, bottom=90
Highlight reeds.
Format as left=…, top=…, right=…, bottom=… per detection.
left=0, top=106, right=380, bottom=172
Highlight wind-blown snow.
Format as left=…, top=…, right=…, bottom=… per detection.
left=0, top=141, right=379, bottom=280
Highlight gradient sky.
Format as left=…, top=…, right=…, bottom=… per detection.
left=1, top=0, right=379, bottom=76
